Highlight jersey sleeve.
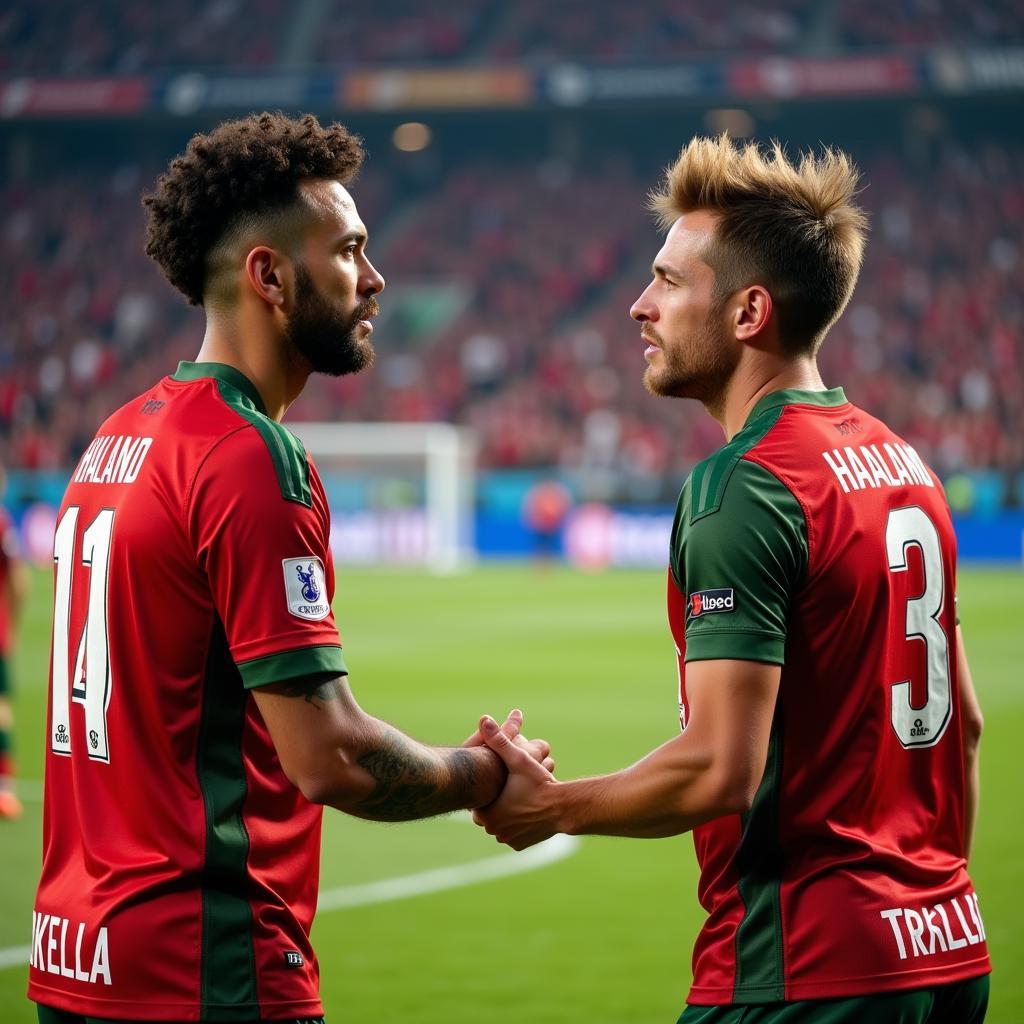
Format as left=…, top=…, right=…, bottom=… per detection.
left=672, top=458, right=807, bottom=665
left=187, top=426, right=347, bottom=688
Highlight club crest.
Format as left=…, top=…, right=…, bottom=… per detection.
left=282, top=557, right=330, bottom=620
left=296, top=562, right=321, bottom=603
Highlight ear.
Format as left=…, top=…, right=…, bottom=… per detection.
left=244, top=246, right=289, bottom=309
left=733, top=285, right=773, bottom=344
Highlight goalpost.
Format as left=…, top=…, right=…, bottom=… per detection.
left=292, top=422, right=477, bottom=574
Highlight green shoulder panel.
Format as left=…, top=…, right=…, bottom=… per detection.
left=670, top=422, right=809, bottom=666
left=688, top=405, right=786, bottom=523
left=214, top=380, right=312, bottom=508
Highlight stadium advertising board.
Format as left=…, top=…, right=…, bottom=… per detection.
left=3, top=48, right=1024, bottom=121
left=340, top=68, right=532, bottom=110
left=728, top=55, right=917, bottom=97
left=0, top=77, right=148, bottom=117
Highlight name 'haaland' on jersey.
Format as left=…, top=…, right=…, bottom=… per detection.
left=822, top=441, right=935, bottom=494
left=72, top=434, right=154, bottom=486
left=30, top=912, right=112, bottom=986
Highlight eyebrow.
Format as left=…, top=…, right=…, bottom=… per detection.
left=338, top=230, right=368, bottom=246
left=652, top=262, right=686, bottom=281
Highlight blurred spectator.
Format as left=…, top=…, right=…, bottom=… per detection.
left=0, top=0, right=287, bottom=73
left=1, top=141, right=1021, bottom=505
left=836, top=0, right=1024, bottom=48
left=3, top=0, right=1022, bottom=74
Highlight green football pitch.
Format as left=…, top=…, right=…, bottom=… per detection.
left=1, top=565, right=1021, bottom=1023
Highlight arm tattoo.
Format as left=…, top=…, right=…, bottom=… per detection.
left=355, top=732, right=480, bottom=822
left=277, top=674, right=347, bottom=709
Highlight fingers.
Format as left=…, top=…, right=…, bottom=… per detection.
left=525, top=738, right=551, bottom=762
left=464, top=708, right=524, bottom=747
left=541, top=757, right=555, bottom=773
left=478, top=715, right=533, bottom=768
left=500, top=708, right=524, bottom=740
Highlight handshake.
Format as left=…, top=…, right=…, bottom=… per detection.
left=464, top=709, right=561, bottom=852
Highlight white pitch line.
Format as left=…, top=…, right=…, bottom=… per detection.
left=0, top=945, right=29, bottom=970
left=0, top=831, right=580, bottom=972
left=318, top=832, right=579, bottom=911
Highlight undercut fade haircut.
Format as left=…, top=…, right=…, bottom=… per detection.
left=649, top=134, right=869, bottom=355
left=143, top=112, right=364, bottom=306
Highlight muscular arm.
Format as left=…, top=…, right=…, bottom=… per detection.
left=476, top=660, right=780, bottom=848
left=956, top=625, right=983, bottom=861
left=559, top=660, right=780, bottom=837
left=252, top=675, right=507, bottom=821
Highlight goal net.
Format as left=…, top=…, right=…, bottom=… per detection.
left=291, top=422, right=477, bottom=573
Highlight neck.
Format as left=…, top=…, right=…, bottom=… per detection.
left=712, top=353, right=825, bottom=442
left=196, top=310, right=309, bottom=422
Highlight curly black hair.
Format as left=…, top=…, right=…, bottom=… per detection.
left=143, top=112, right=365, bottom=306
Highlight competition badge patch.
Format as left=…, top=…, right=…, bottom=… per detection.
left=282, top=557, right=330, bottom=620
left=688, top=587, right=735, bottom=619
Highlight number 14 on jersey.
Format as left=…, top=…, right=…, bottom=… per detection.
left=51, top=506, right=116, bottom=763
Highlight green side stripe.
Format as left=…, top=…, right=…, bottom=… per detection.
left=238, top=644, right=348, bottom=688
left=690, top=405, right=785, bottom=522
left=733, top=704, right=785, bottom=1002
left=197, top=618, right=258, bottom=1020
left=214, top=379, right=312, bottom=507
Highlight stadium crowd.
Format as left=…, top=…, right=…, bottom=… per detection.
left=1, top=0, right=1022, bottom=73
left=0, top=0, right=288, bottom=74
left=1, top=139, right=1021, bottom=505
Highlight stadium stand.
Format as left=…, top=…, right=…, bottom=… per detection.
left=0, top=0, right=288, bottom=73
left=3, top=0, right=1023, bottom=73
left=835, top=0, right=1024, bottom=48
left=1, top=140, right=1020, bottom=506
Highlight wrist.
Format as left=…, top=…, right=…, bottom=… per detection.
left=464, top=745, right=507, bottom=808
left=546, top=779, right=577, bottom=836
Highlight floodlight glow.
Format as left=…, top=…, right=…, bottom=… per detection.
left=393, top=122, right=432, bottom=152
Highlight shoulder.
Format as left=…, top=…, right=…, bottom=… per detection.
left=686, top=409, right=792, bottom=525
left=672, top=422, right=808, bottom=584
left=202, top=382, right=313, bottom=508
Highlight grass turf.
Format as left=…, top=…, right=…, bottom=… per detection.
left=0, top=565, right=1020, bottom=1022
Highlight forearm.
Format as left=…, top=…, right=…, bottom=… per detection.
left=254, top=675, right=507, bottom=822
left=323, top=716, right=506, bottom=822
left=963, top=744, right=980, bottom=862
left=554, top=738, right=750, bottom=839
left=955, top=627, right=982, bottom=862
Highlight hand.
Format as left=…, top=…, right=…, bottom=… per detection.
left=472, top=715, right=561, bottom=851
left=464, top=708, right=555, bottom=773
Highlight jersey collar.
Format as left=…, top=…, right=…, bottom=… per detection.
left=745, top=386, right=848, bottom=427
left=172, top=361, right=267, bottom=415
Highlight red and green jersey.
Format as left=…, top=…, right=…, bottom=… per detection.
left=668, top=387, right=990, bottom=1006
left=30, top=362, right=347, bottom=1022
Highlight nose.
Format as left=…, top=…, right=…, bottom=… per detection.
left=361, top=257, right=385, bottom=297
left=630, top=283, right=657, bottom=323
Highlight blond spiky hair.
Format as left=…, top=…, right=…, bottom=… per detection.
left=649, top=134, right=869, bottom=354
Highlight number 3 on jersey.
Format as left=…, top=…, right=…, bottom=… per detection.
left=886, top=505, right=952, bottom=749
left=51, top=506, right=116, bottom=762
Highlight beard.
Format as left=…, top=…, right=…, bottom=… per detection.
left=642, top=309, right=738, bottom=409
left=285, top=263, right=379, bottom=377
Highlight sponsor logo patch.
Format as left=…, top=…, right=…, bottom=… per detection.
left=284, top=950, right=305, bottom=967
left=688, top=587, right=735, bottom=619
left=282, top=557, right=330, bottom=621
